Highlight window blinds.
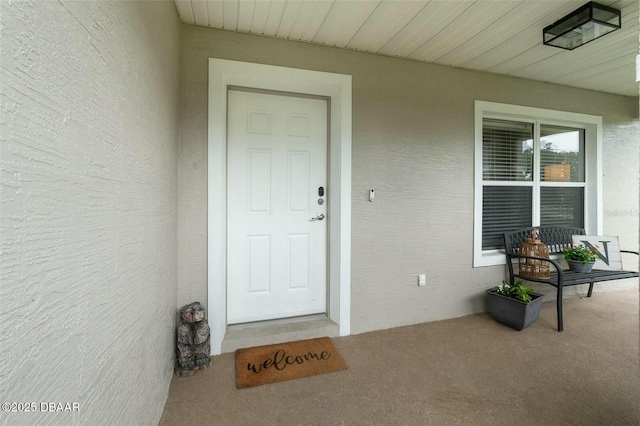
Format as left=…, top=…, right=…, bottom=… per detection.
left=482, top=119, right=533, bottom=181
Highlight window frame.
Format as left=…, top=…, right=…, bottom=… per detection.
left=474, top=101, right=602, bottom=267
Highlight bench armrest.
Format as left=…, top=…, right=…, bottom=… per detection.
left=507, top=253, right=562, bottom=282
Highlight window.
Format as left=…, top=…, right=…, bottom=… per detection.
left=474, top=101, right=602, bottom=267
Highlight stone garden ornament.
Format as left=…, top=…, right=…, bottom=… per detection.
left=175, top=302, right=211, bottom=376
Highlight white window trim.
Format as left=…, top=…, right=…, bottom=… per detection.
left=474, top=101, right=602, bottom=267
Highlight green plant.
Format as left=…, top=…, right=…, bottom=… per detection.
left=496, top=280, right=536, bottom=303
left=563, top=244, right=598, bottom=264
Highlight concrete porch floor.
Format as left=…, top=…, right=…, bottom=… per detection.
left=161, top=288, right=639, bottom=425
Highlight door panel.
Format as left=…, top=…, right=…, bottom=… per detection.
left=227, top=91, right=327, bottom=324
left=247, top=150, right=271, bottom=213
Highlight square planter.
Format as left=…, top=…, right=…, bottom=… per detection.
left=486, top=288, right=544, bottom=331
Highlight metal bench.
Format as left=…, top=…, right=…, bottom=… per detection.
left=503, top=227, right=639, bottom=331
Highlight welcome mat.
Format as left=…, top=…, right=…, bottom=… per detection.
left=235, top=337, right=348, bottom=389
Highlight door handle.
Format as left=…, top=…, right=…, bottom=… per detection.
left=310, top=213, right=325, bottom=221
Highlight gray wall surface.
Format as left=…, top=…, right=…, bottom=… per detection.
left=179, top=26, right=639, bottom=335
left=0, top=1, right=180, bottom=425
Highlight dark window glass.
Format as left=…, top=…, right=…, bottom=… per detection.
left=540, top=187, right=584, bottom=228
left=482, top=186, right=533, bottom=250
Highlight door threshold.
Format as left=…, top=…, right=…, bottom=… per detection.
left=221, top=314, right=339, bottom=353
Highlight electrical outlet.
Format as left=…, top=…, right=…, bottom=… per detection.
left=418, top=274, right=426, bottom=287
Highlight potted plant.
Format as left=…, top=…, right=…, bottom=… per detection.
left=486, top=281, right=544, bottom=330
left=562, top=244, right=598, bottom=273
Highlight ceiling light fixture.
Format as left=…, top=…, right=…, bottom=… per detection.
left=543, top=2, right=621, bottom=50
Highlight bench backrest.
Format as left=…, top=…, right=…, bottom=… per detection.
left=503, top=227, right=586, bottom=255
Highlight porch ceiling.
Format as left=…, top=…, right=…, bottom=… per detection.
left=174, top=0, right=639, bottom=97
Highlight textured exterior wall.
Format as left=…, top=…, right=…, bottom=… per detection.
left=0, top=1, right=180, bottom=425
left=179, top=26, right=639, bottom=335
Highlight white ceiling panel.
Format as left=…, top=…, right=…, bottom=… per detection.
left=377, top=1, right=471, bottom=57
left=191, top=1, right=210, bottom=26
left=409, top=1, right=523, bottom=62
left=223, top=0, right=240, bottom=30
left=263, top=1, right=286, bottom=36
left=562, top=55, right=636, bottom=86
left=312, top=1, right=381, bottom=47
left=488, top=0, right=638, bottom=76
left=346, top=1, right=428, bottom=52
left=236, top=1, right=255, bottom=32
left=175, top=0, right=640, bottom=97
left=249, top=1, right=270, bottom=33
left=276, top=0, right=304, bottom=38
left=436, top=1, right=578, bottom=67
left=175, top=0, right=195, bottom=23
left=513, top=25, right=637, bottom=82
left=463, top=2, right=588, bottom=71
left=207, top=1, right=224, bottom=28
left=293, top=1, right=334, bottom=42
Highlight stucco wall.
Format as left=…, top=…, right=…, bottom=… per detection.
left=178, top=26, right=639, bottom=335
left=0, top=1, right=180, bottom=425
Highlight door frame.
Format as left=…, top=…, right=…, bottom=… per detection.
left=208, top=58, right=352, bottom=355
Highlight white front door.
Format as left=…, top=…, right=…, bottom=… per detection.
left=227, top=90, right=328, bottom=324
